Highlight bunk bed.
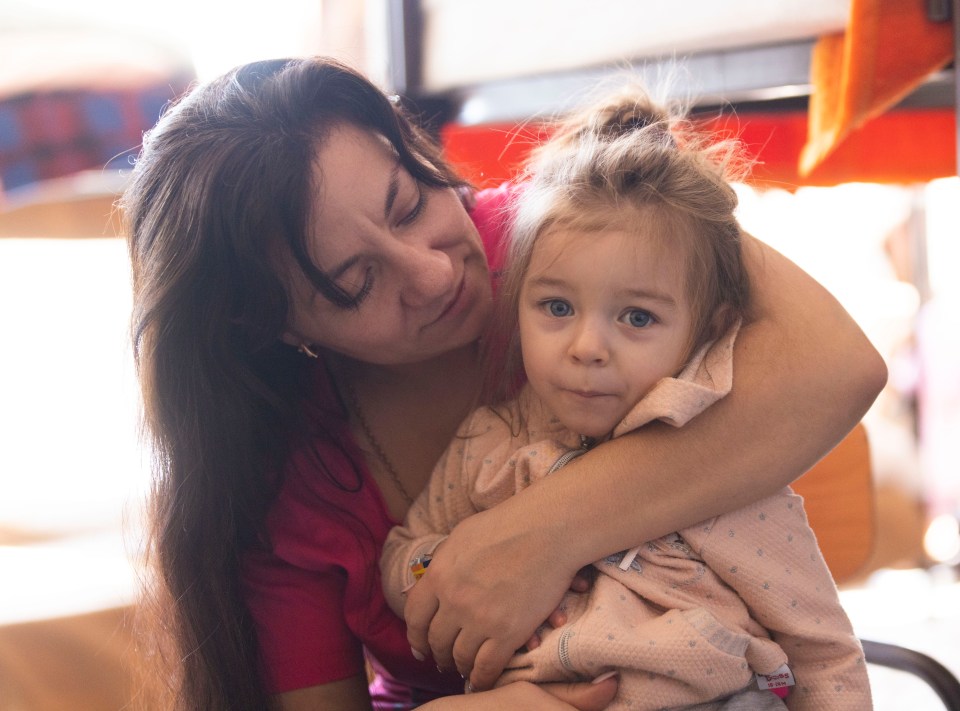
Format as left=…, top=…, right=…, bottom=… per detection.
left=386, top=0, right=958, bottom=187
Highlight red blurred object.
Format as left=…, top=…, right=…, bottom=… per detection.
left=441, top=107, right=956, bottom=190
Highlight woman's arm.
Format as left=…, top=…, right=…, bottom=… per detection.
left=404, top=234, right=887, bottom=690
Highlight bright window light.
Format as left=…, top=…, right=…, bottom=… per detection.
left=924, top=514, right=960, bottom=564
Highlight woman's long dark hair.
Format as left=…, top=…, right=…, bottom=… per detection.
left=122, top=57, right=463, bottom=710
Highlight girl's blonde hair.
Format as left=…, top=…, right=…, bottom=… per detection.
left=482, top=84, right=751, bottom=405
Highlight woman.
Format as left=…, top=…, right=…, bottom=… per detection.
left=123, top=57, right=885, bottom=711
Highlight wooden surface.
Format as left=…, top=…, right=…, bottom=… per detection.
left=0, top=193, right=123, bottom=239
left=0, top=607, right=138, bottom=711
left=0, top=172, right=125, bottom=239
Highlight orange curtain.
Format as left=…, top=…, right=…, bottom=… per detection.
left=800, top=0, right=955, bottom=177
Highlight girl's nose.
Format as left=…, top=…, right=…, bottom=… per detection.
left=568, top=321, right=610, bottom=365
left=398, top=246, right=456, bottom=308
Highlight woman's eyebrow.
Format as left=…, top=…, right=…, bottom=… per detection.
left=383, top=163, right=401, bottom=220
left=327, top=164, right=403, bottom=280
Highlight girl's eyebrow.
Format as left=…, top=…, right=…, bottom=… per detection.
left=524, top=275, right=568, bottom=290
left=617, top=287, right=678, bottom=307
left=526, top=275, right=678, bottom=307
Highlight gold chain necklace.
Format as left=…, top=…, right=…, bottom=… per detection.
left=297, top=345, right=416, bottom=507
left=341, top=378, right=415, bottom=507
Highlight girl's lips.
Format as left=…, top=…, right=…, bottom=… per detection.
left=564, top=388, right=615, bottom=399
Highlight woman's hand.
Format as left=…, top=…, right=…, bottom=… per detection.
left=404, top=501, right=583, bottom=691
left=422, top=677, right=618, bottom=710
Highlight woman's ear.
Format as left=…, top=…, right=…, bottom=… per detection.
left=281, top=330, right=317, bottom=352
left=281, top=329, right=320, bottom=358
left=455, top=185, right=477, bottom=211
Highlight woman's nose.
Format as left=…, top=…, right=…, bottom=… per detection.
left=568, top=321, right=610, bottom=365
left=398, top=246, right=456, bottom=307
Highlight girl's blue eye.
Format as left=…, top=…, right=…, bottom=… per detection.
left=626, top=309, right=653, bottom=328
left=546, top=300, right=572, bottom=317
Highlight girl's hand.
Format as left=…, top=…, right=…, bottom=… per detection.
left=525, top=568, right=593, bottom=651
left=422, top=677, right=618, bottom=710
left=404, top=501, right=583, bottom=691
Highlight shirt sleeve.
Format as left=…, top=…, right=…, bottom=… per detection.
left=242, top=546, right=366, bottom=693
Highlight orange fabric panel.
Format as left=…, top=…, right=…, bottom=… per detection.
left=0, top=607, right=139, bottom=711
left=699, top=109, right=956, bottom=187
left=442, top=107, right=956, bottom=190
left=800, top=0, right=954, bottom=175
left=792, top=424, right=875, bottom=585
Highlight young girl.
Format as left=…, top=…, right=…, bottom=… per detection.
left=381, top=87, right=872, bottom=710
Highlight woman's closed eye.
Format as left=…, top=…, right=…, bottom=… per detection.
left=397, top=183, right=427, bottom=226
left=338, top=266, right=375, bottom=309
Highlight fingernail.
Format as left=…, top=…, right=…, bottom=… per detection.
left=591, top=670, right=618, bottom=684
left=411, top=647, right=426, bottom=661
left=464, top=680, right=474, bottom=693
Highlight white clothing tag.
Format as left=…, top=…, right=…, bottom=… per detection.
left=618, top=545, right=641, bottom=570
left=756, top=663, right=795, bottom=692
